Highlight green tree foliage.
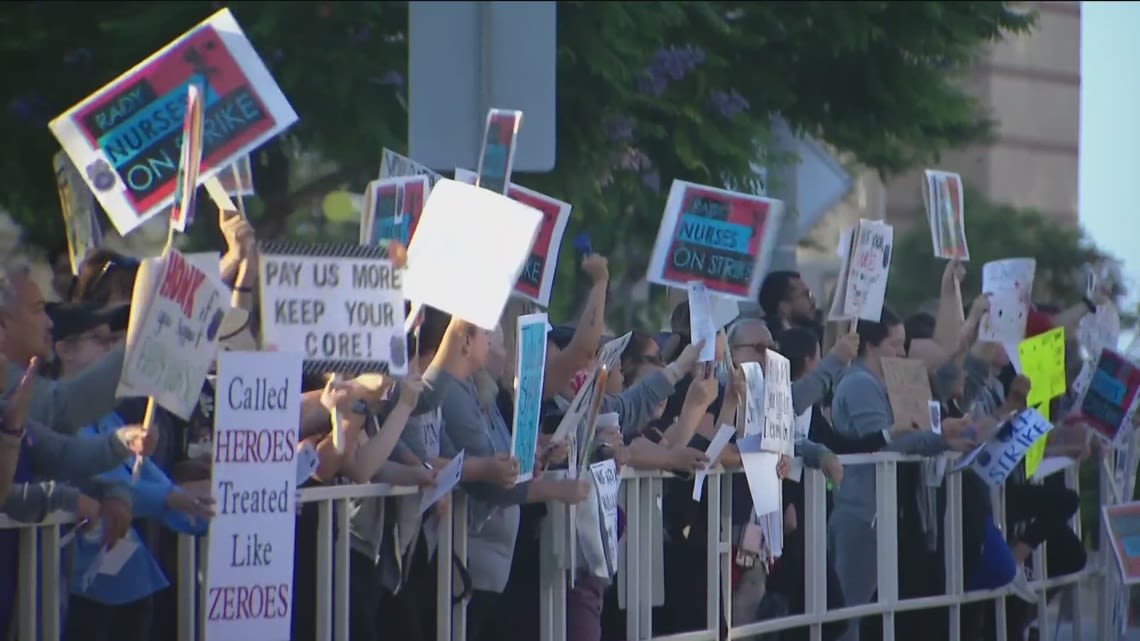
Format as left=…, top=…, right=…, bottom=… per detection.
left=0, top=1, right=1034, bottom=323
left=887, top=188, right=1120, bottom=316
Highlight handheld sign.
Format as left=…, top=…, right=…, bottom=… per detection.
left=1077, top=348, right=1140, bottom=444
left=53, top=151, right=103, bottom=275
left=827, top=219, right=894, bottom=324
left=49, top=9, right=298, bottom=236
left=378, top=148, right=445, bottom=188
left=921, top=170, right=969, bottom=260
left=476, top=109, right=523, bottom=196
left=360, top=175, right=429, bottom=247
left=169, top=80, right=205, bottom=234
left=647, top=180, right=784, bottom=301
left=511, top=313, right=549, bottom=483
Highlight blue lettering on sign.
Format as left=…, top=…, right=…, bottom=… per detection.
left=1123, top=535, right=1140, bottom=558
left=373, top=217, right=410, bottom=245
left=1091, top=369, right=1126, bottom=405
left=676, top=215, right=751, bottom=254
left=98, top=80, right=221, bottom=169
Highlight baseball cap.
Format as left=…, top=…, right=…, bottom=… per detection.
left=47, top=302, right=130, bottom=342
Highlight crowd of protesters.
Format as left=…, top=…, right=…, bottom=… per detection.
left=0, top=203, right=1105, bottom=641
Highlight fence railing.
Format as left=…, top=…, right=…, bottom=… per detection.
left=3, top=452, right=1110, bottom=641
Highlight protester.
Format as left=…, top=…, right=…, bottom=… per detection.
left=757, top=270, right=820, bottom=339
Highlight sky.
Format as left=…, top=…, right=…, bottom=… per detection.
left=1079, top=2, right=1140, bottom=315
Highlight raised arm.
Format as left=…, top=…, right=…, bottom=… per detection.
left=543, top=255, right=609, bottom=400
left=21, top=346, right=125, bottom=434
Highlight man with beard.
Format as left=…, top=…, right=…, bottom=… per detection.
left=757, top=271, right=821, bottom=342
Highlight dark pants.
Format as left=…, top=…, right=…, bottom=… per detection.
left=374, top=539, right=439, bottom=641
left=63, top=594, right=152, bottom=641
left=291, top=480, right=323, bottom=641
left=466, top=590, right=504, bottom=641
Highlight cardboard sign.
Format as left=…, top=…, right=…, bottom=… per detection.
left=360, top=175, right=429, bottom=247
left=647, top=180, right=784, bottom=301
left=49, top=9, right=298, bottom=236
left=402, top=179, right=542, bottom=330
left=978, top=258, right=1035, bottom=344
left=206, top=350, right=302, bottom=641
left=951, top=408, right=1054, bottom=486
left=922, top=170, right=968, bottom=260
left=881, top=357, right=934, bottom=430
left=169, top=80, right=204, bottom=233
left=1078, top=302, right=1121, bottom=361
left=54, top=151, right=103, bottom=275
left=258, top=242, right=408, bottom=376
left=762, top=351, right=795, bottom=456
left=1079, top=348, right=1140, bottom=444
left=511, top=313, right=549, bottom=483
left=828, top=219, right=894, bottom=322
left=118, top=249, right=229, bottom=419
left=453, top=169, right=572, bottom=306
left=475, top=109, right=523, bottom=196
left=1103, top=502, right=1140, bottom=585
left=378, top=148, right=445, bottom=188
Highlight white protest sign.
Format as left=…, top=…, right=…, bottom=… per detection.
left=49, top=9, right=298, bottom=236
left=738, top=440, right=781, bottom=516
left=512, top=313, right=549, bottom=483
left=258, top=242, right=408, bottom=376
left=402, top=179, right=542, bottom=330
left=551, top=332, right=634, bottom=443
left=379, top=147, right=445, bottom=188
left=686, top=281, right=717, bottom=362
left=54, top=150, right=103, bottom=276
left=206, top=350, right=302, bottom=641
left=978, top=258, right=1036, bottom=344
left=118, top=249, right=229, bottom=419
left=693, top=424, right=735, bottom=500
left=420, top=450, right=464, bottom=515
left=742, top=361, right=766, bottom=438
left=828, top=219, right=894, bottom=322
left=950, top=408, right=1054, bottom=486
left=589, top=459, right=621, bottom=576
left=762, top=351, right=795, bottom=456
left=1079, top=301, right=1121, bottom=362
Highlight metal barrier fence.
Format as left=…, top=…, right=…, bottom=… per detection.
left=3, top=453, right=1112, bottom=641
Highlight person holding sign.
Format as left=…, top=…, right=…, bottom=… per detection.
left=828, top=308, right=976, bottom=641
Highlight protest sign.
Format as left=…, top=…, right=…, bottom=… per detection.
left=922, top=170, right=969, bottom=260
left=216, top=154, right=255, bottom=198
left=378, top=148, right=445, bottom=188
left=1018, top=327, right=1066, bottom=476
left=258, top=242, right=408, bottom=376
left=49, top=9, right=298, bottom=236
left=827, top=219, right=894, bottom=323
left=950, top=408, right=1054, bottom=487
left=402, top=179, right=542, bottom=330
left=1103, top=502, right=1140, bottom=585
left=762, top=351, right=794, bottom=456
left=737, top=441, right=781, bottom=516
left=1078, top=302, right=1121, bottom=361
left=512, top=313, right=549, bottom=483
left=206, top=350, right=301, bottom=641
left=589, top=459, right=621, bottom=576
left=117, top=249, right=229, bottom=419
left=551, top=333, right=633, bottom=444
left=169, top=80, right=204, bottom=233
left=686, top=281, right=717, bottom=362
left=1078, top=348, right=1140, bottom=444
left=742, top=361, right=766, bottom=438
left=453, top=168, right=572, bottom=306
left=475, top=109, right=523, bottom=196
left=360, top=175, right=430, bottom=247
left=978, top=258, right=1035, bottom=344
left=647, top=180, right=784, bottom=301
left=881, top=357, right=934, bottom=430
left=54, top=151, right=103, bottom=275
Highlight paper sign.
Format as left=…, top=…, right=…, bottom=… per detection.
left=742, top=362, right=766, bottom=438
left=1078, top=349, right=1140, bottom=443
left=978, top=258, right=1036, bottom=344
left=216, top=155, right=254, bottom=197
left=117, top=249, right=229, bottom=419
left=952, top=408, right=1055, bottom=486
left=693, top=424, right=736, bottom=500
left=295, top=442, right=319, bottom=486
left=1079, top=303, right=1121, bottom=362
left=922, top=170, right=969, bottom=260
left=206, top=350, right=302, bottom=641
left=403, top=179, right=542, bottom=329
left=881, top=358, right=934, bottom=430
left=647, top=180, right=785, bottom=301
left=686, top=281, right=717, bottom=362
left=453, top=168, right=572, bottom=306
left=511, top=313, right=549, bottom=483
left=420, top=450, right=464, bottom=515
left=360, top=175, right=429, bottom=247
left=828, top=219, right=894, bottom=322
left=169, top=80, right=205, bottom=232
left=475, top=109, right=523, bottom=196
left=1030, top=456, right=1074, bottom=482
left=589, top=460, right=621, bottom=575
left=258, top=242, right=408, bottom=376
left=924, top=401, right=947, bottom=487
left=709, top=294, right=741, bottom=329
left=96, top=539, right=140, bottom=576
left=54, top=151, right=103, bottom=275
left=552, top=333, right=633, bottom=443
left=762, top=352, right=795, bottom=456
left=378, top=148, right=445, bottom=188
left=1103, top=502, right=1140, bottom=584
left=738, top=440, right=781, bottom=516
left=49, top=9, right=298, bottom=236
left=1018, top=327, right=1066, bottom=477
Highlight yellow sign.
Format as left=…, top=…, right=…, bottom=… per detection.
left=1017, top=327, right=1065, bottom=477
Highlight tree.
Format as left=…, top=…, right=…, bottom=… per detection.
left=0, top=2, right=1034, bottom=324
left=886, top=188, right=1121, bottom=316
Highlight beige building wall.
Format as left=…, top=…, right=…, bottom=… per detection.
left=884, top=1, right=1081, bottom=229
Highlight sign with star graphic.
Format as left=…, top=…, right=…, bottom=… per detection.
left=49, top=9, right=297, bottom=236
